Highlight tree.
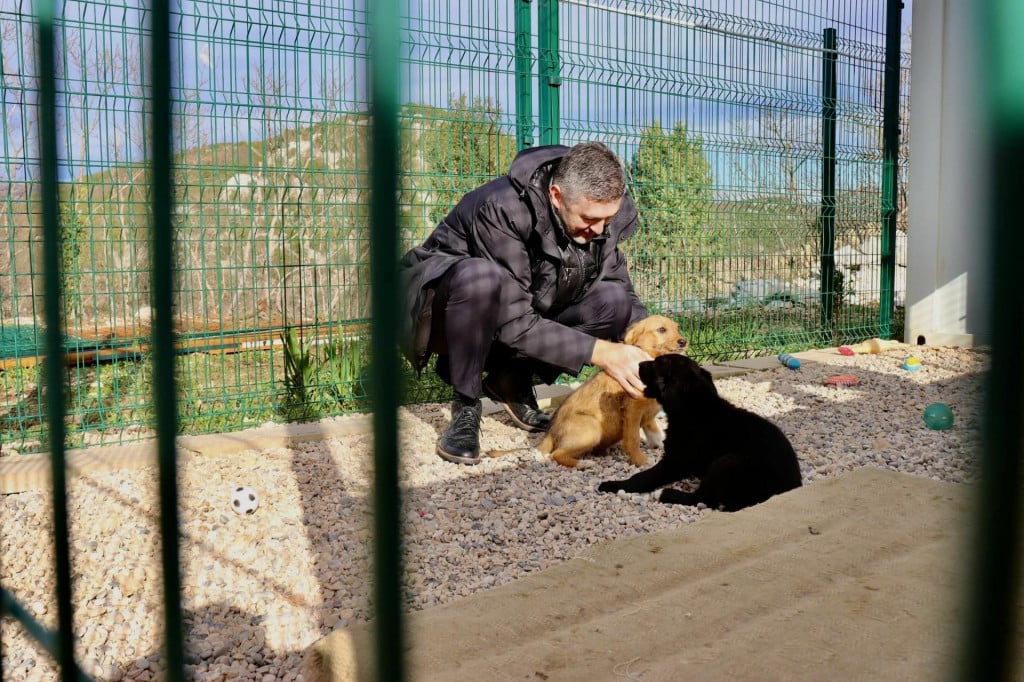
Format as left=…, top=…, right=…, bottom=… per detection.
left=1, top=17, right=30, bottom=184
left=730, top=108, right=819, bottom=200
left=408, top=95, right=517, bottom=228
left=628, top=121, right=714, bottom=303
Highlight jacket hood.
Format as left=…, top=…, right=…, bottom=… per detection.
left=507, top=145, right=570, bottom=196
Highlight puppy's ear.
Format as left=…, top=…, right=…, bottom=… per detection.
left=639, top=360, right=664, bottom=398
left=623, top=321, right=641, bottom=346
left=653, top=355, right=706, bottom=406
left=698, top=367, right=719, bottom=396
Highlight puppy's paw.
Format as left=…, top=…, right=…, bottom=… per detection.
left=575, top=459, right=598, bottom=470
left=643, top=427, right=665, bottom=449
left=628, top=454, right=650, bottom=468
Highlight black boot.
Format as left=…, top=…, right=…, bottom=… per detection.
left=482, top=366, right=551, bottom=433
left=436, top=394, right=482, bottom=465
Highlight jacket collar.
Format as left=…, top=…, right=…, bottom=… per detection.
left=508, top=145, right=570, bottom=195
left=507, top=146, right=568, bottom=259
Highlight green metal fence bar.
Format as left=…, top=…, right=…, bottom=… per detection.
left=35, top=0, right=83, bottom=678
left=0, top=590, right=85, bottom=679
left=819, top=27, right=837, bottom=330
left=147, top=0, right=186, bottom=679
left=538, top=0, right=560, bottom=146
left=515, top=0, right=535, bottom=151
left=958, top=0, right=1023, bottom=678
left=879, top=0, right=902, bottom=338
left=370, top=0, right=405, bottom=679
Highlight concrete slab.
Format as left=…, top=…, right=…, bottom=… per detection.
left=701, top=363, right=752, bottom=379
left=0, top=443, right=157, bottom=495
left=790, top=347, right=850, bottom=364
left=304, top=467, right=986, bottom=682
left=0, top=385, right=578, bottom=494
left=713, top=356, right=786, bottom=372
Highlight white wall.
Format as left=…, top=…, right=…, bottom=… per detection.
left=906, top=0, right=989, bottom=347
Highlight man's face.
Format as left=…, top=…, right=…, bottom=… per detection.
left=550, top=184, right=622, bottom=245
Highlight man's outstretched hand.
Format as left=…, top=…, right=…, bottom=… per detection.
left=590, top=339, right=652, bottom=399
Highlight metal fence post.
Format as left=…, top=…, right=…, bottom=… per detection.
left=515, top=0, right=535, bottom=151
left=148, top=0, right=186, bottom=678
left=879, top=0, right=903, bottom=338
left=958, top=0, right=1023, bottom=678
left=819, top=28, right=838, bottom=331
left=538, top=0, right=560, bottom=146
left=32, top=0, right=81, bottom=678
left=369, top=0, right=405, bottom=679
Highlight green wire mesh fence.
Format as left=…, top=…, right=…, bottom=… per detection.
left=4, top=2, right=1023, bottom=681
left=0, top=0, right=908, bottom=454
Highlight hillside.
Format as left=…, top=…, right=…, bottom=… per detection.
left=0, top=103, right=516, bottom=334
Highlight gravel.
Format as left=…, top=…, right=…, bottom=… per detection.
left=0, top=345, right=988, bottom=681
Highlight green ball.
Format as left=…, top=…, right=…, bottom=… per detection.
left=923, top=403, right=954, bottom=430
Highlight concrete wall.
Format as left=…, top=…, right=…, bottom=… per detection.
left=905, top=0, right=989, bottom=347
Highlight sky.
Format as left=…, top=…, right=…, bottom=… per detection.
left=0, top=0, right=912, bottom=189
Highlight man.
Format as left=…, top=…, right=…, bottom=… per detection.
left=400, top=141, right=652, bottom=464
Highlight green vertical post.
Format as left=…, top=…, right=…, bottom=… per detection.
left=538, top=0, right=560, bottom=146
left=879, top=0, right=903, bottom=338
left=0, top=590, right=75, bottom=672
left=515, top=0, right=534, bottom=151
left=32, top=0, right=80, bottom=678
left=148, top=0, right=185, bottom=679
left=958, top=0, right=1023, bottom=679
left=819, top=28, right=838, bottom=331
left=369, top=0, right=405, bottom=680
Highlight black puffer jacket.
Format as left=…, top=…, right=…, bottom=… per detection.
left=399, top=145, right=647, bottom=374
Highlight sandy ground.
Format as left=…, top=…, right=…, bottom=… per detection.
left=0, top=345, right=987, bottom=680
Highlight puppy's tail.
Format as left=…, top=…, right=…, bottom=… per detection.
left=536, top=433, right=553, bottom=454
left=486, top=433, right=554, bottom=459
left=484, top=445, right=535, bottom=458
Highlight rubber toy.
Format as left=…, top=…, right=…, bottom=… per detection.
left=825, top=374, right=860, bottom=387
left=777, top=354, right=801, bottom=369
left=923, top=403, right=954, bottom=430
left=902, top=357, right=921, bottom=371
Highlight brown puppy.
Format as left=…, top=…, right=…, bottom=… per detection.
left=538, top=315, right=687, bottom=468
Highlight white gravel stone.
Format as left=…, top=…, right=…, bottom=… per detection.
left=0, top=346, right=988, bottom=680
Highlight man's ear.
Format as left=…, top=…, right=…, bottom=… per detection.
left=549, top=183, right=564, bottom=211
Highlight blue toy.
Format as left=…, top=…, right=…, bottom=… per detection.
left=777, top=353, right=801, bottom=369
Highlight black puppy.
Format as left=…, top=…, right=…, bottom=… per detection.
left=598, top=354, right=802, bottom=511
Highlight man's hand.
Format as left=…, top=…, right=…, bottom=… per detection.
left=590, top=339, right=652, bottom=399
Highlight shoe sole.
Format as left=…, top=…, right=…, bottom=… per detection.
left=482, top=384, right=549, bottom=433
left=436, top=443, right=481, bottom=465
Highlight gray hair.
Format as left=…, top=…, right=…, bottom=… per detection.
left=551, top=141, right=626, bottom=204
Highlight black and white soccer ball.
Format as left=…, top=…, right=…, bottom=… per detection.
left=231, top=486, right=259, bottom=515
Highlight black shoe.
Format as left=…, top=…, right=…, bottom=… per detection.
left=482, top=368, right=551, bottom=433
left=436, top=395, right=482, bottom=465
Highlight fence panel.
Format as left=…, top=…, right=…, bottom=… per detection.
left=0, top=1, right=909, bottom=451
left=554, top=0, right=905, bottom=359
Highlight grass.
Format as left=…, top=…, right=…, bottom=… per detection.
left=0, top=301, right=903, bottom=455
